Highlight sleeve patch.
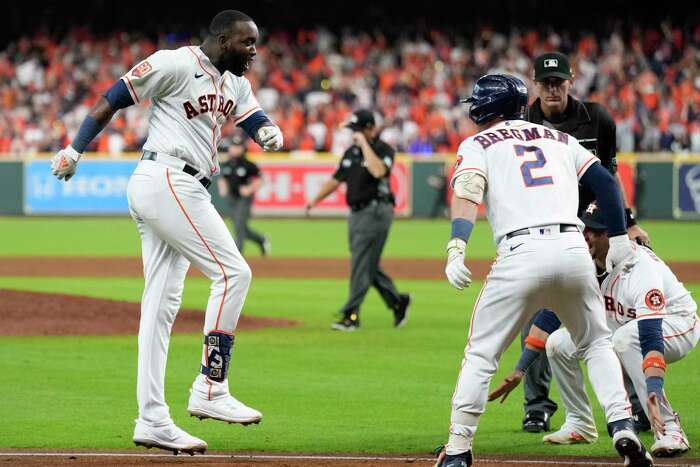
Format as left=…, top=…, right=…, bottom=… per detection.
left=645, top=289, right=665, bottom=311
left=132, top=61, right=153, bottom=78
left=454, top=155, right=463, bottom=170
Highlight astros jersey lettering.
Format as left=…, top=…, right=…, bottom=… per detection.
left=122, top=46, right=262, bottom=176
left=452, top=120, right=599, bottom=244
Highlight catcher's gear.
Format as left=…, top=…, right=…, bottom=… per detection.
left=461, top=74, right=528, bottom=125
left=51, top=145, right=81, bottom=181
left=256, top=125, right=283, bottom=151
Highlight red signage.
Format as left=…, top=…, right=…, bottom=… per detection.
left=252, top=160, right=410, bottom=216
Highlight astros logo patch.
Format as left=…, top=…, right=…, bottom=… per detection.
left=645, top=289, right=665, bottom=311
left=132, top=61, right=152, bottom=78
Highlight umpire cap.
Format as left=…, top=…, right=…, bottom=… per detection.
left=534, top=52, right=573, bottom=81
left=580, top=203, right=607, bottom=230
left=346, top=109, right=375, bottom=131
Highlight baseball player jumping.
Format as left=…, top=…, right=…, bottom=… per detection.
left=491, top=203, right=699, bottom=458
left=435, top=74, right=654, bottom=467
left=50, top=10, right=283, bottom=455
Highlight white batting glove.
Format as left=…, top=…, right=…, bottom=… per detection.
left=256, top=125, right=283, bottom=151
left=445, top=238, right=472, bottom=290
left=606, top=234, right=637, bottom=273
left=51, top=145, right=81, bottom=181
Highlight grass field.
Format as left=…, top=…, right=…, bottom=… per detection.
left=1, top=217, right=699, bottom=457
left=3, top=217, right=700, bottom=260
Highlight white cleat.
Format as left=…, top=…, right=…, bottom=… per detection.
left=613, top=429, right=654, bottom=467
left=651, top=432, right=690, bottom=458
left=188, top=389, right=263, bottom=425
left=132, top=420, right=207, bottom=456
left=543, top=425, right=598, bottom=445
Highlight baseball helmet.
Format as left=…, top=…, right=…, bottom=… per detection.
left=461, top=74, right=528, bottom=125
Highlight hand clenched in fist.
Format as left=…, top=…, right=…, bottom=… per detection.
left=51, top=145, right=82, bottom=181
left=256, top=125, right=283, bottom=151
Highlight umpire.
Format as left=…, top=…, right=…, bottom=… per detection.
left=218, top=135, right=270, bottom=256
left=305, top=109, right=411, bottom=331
left=520, top=51, right=650, bottom=433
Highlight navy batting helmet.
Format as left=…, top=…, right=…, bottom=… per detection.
left=461, top=74, right=528, bottom=125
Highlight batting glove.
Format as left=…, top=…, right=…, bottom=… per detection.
left=445, top=238, right=472, bottom=290
left=51, top=145, right=81, bottom=181
left=606, top=234, right=637, bottom=273
left=256, top=125, right=283, bottom=151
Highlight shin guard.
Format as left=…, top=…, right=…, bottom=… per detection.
left=201, top=332, right=234, bottom=382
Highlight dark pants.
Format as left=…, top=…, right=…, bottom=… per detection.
left=522, top=310, right=646, bottom=419
left=340, top=201, right=401, bottom=315
left=230, top=196, right=265, bottom=254
left=521, top=313, right=558, bottom=416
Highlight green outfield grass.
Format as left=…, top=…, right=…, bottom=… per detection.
left=2, top=217, right=700, bottom=260
left=1, top=275, right=699, bottom=456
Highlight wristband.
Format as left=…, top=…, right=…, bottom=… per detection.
left=515, top=347, right=541, bottom=372
left=625, top=208, right=637, bottom=227
left=643, top=355, right=666, bottom=371
left=451, top=218, right=474, bottom=243
left=646, top=376, right=664, bottom=397
left=525, top=336, right=546, bottom=350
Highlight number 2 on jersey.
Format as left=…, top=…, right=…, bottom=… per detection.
left=514, top=144, right=553, bottom=187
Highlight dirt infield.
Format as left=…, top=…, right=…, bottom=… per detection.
left=0, top=289, right=296, bottom=336
left=1, top=451, right=699, bottom=467
left=1, top=256, right=699, bottom=282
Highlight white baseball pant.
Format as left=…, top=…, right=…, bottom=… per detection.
left=448, top=227, right=631, bottom=455
left=547, top=314, right=699, bottom=437
left=127, top=156, right=252, bottom=425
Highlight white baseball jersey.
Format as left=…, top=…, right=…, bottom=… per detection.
left=452, top=120, right=599, bottom=244
left=121, top=46, right=263, bottom=177
left=601, top=246, right=698, bottom=330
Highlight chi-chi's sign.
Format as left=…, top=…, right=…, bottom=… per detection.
left=253, top=161, right=410, bottom=216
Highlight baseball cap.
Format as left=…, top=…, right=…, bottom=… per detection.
left=345, top=109, right=375, bottom=131
left=580, top=203, right=607, bottom=230
left=534, top=52, right=573, bottom=81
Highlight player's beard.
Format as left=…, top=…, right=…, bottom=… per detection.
left=224, top=53, right=249, bottom=76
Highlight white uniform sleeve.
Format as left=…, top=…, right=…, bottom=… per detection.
left=121, top=50, right=179, bottom=104
left=232, top=77, right=263, bottom=124
left=627, top=260, right=667, bottom=321
left=451, top=139, right=487, bottom=186
left=571, top=138, right=601, bottom=180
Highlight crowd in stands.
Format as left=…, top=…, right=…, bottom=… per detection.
left=1, top=22, right=699, bottom=157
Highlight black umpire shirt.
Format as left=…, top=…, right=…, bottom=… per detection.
left=527, top=95, right=617, bottom=212
left=333, top=138, right=395, bottom=208
left=220, top=157, right=261, bottom=198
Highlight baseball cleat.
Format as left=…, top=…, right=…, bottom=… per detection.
left=433, top=445, right=473, bottom=467
left=331, top=312, right=359, bottom=331
left=543, top=425, right=598, bottom=445
left=132, top=420, right=207, bottom=456
left=188, top=390, right=263, bottom=425
left=393, top=294, right=411, bottom=328
left=651, top=432, right=690, bottom=458
left=613, top=429, right=654, bottom=467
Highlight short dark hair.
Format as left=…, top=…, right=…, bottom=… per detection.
left=209, top=10, right=253, bottom=37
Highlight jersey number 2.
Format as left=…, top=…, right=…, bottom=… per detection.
left=514, top=145, right=553, bottom=187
